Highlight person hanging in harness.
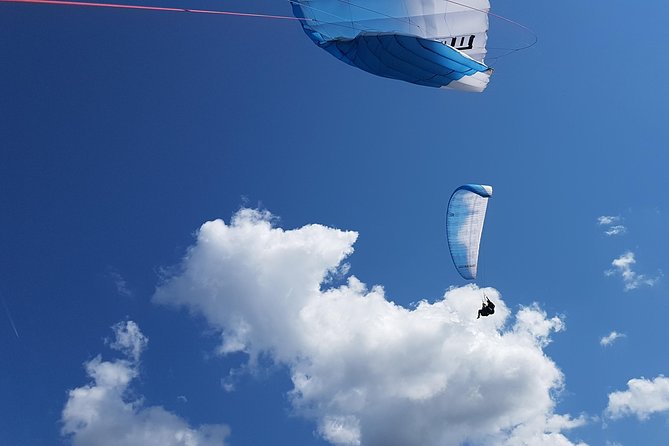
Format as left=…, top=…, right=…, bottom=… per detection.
left=477, top=294, right=495, bottom=319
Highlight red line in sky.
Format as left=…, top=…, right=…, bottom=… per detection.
left=0, top=0, right=308, bottom=21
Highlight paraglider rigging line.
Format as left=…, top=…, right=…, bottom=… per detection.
left=335, top=0, right=422, bottom=31
left=286, top=0, right=379, bottom=35
left=0, top=0, right=310, bottom=20
left=286, top=0, right=421, bottom=37
left=443, top=0, right=538, bottom=59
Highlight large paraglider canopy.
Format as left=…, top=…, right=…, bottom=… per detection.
left=2, top=0, right=499, bottom=90
left=446, top=184, right=493, bottom=280
left=291, top=0, right=493, bottom=91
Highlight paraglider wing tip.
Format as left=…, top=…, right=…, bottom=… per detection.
left=442, top=70, right=491, bottom=93
left=457, top=184, right=493, bottom=198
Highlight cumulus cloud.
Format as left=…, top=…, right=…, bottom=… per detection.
left=606, top=376, right=669, bottom=420
left=605, top=252, right=661, bottom=291
left=153, top=208, right=586, bottom=446
left=599, top=331, right=625, bottom=347
left=61, top=321, right=230, bottom=446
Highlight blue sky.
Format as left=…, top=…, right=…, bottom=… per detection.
left=2, top=1, right=669, bottom=445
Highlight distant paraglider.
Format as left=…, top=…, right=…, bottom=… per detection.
left=446, top=183, right=494, bottom=318
left=291, top=0, right=494, bottom=91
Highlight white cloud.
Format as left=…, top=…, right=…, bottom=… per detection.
left=597, top=216, right=626, bottom=236
left=604, top=225, right=626, bottom=236
left=598, top=216, right=620, bottom=226
left=107, top=267, right=132, bottom=297
left=61, top=321, right=230, bottom=446
left=606, top=376, right=669, bottom=420
left=605, top=252, right=661, bottom=291
left=600, top=331, right=625, bottom=347
left=106, top=320, right=148, bottom=362
left=153, top=208, right=587, bottom=446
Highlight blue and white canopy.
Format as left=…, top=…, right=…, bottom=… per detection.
left=292, top=0, right=492, bottom=91
left=446, top=184, right=493, bottom=280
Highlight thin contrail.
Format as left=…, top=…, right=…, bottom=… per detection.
left=1, top=296, right=20, bottom=339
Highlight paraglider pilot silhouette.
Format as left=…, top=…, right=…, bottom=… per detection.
left=477, top=294, right=495, bottom=319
